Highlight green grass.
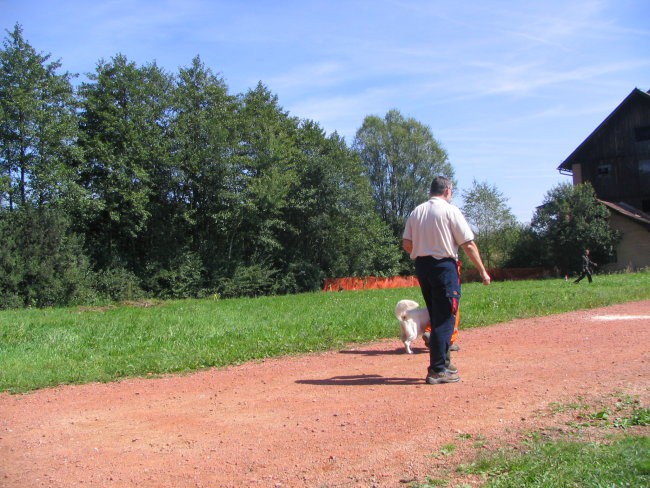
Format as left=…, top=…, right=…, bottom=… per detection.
left=412, top=394, right=649, bottom=488
left=1, top=271, right=648, bottom=393
left=461, top=435, right=649, bottom=487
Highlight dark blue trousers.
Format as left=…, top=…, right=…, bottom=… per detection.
left=414, top=257, right=461, bottom=373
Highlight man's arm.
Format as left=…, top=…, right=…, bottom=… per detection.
left=402, top=239, right=413, bottom=256
left=460, top=240, right=491, bottom=285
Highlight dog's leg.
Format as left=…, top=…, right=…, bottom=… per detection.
left=404, top=340, right=413, bottom=354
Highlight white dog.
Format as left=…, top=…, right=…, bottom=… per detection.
left=395, top=299, right=430, bottom=354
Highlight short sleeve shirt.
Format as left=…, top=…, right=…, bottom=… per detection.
left=403, top=197, right=474, bottom=260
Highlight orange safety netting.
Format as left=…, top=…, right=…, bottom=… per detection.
left=322, top=276, right=420, bottom=292
left=323, top=267, right=553, bottom=292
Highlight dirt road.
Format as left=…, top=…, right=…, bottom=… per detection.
left=1, top=301, right=648, bottom=487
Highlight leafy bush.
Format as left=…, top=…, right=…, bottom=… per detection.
left=277, top=261, right=325, bottom=294
left=0, top=207, right=97, bottom=308
left=143, top=252, right=210, bottom=299
left=217, top=263, right=279, bottom=298
left=93, top=267, right=145, bottom=302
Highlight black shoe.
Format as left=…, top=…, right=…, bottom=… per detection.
left=426, top=370, right=460, bottom=384
left=422, top=332, right=430, bottom=348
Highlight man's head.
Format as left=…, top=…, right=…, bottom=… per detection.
left=430, top=176, right=453, bottom=201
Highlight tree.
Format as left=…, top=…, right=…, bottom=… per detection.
left=0, top=23, right=81, bottom=210
left=145, top=55, right=239, bottom=294
left=0, top=24, right=95, bottom=309
left=505, top=224, right=548, bottom=269
left=284, top=122, right=401, bottom=287
left=220, top=85, right=400, bottom=295
left=230, top=83, right=300, bottom=271
left=352, top=109, right=453, bottom=236
left=461, top=179, right=519, bottom=268
left=77, top=54, right=173, bottom=271
left=529, top=182, right=619, bottom=273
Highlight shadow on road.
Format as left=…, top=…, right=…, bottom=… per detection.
left=296, top=374, right=422, bottom=386
left=338, top=347, right=428, bottom=356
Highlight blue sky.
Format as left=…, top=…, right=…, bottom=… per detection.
left=3, top=0, right=649, bottom=222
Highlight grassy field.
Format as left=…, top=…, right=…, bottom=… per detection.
left=1, top=271, right=649, bottom=393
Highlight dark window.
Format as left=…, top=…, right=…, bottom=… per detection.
left=640, top=160, right=650, bottom=174
left=597, top=164, right=612, bottom=176
left=640, top=160, right=650, bottom=197
left=642, top=200, right=650, bottom=213
left=635, top=125, right=650, bottom=142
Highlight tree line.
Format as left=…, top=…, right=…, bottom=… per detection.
left=0, top=24, right=619, bottom=309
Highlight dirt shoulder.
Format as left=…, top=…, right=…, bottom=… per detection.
left=1, top=301, right=649, bottom=487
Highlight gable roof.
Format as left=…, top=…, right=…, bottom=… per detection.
left=600, top=200, right=650, bottom=230
left=557, top=88, right=650, bottom=173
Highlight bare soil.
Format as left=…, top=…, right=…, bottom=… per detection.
left=1, top=300, right=649, bottom=488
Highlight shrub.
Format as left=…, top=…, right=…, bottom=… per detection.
left=217, top=263, right=279, bottom=298
left=0, top=207, right=97, bottom=308
left=93, top=267, right=145, bottom=302
left=143, top=252, right=210, bottom=299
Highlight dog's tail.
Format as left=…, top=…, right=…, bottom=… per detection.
left=396, top=300, right=419, bottom=321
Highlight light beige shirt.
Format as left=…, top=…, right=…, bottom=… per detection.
left=403, top=197, right=474, bottom=260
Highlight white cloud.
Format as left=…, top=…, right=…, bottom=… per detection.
left=264, top=61, right=349, bottom=91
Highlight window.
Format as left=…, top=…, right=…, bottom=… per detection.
left=636, top=126, right=650, bottom=157
left=640, top=159, right=650, bottom=174
left=639, top=160, right=650, bottom=194
left=597, top=164, right=612, bottom=176
left=635, top=125, right=650, bottom=142
left=639, top=159, right=650, bottom=212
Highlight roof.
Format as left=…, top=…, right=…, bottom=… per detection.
left=599, top=200, right=650, bottom=230
left=557, top=88, right=650, bottom=173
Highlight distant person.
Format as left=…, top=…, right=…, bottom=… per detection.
left=574, top=249, right=597, bottom=284
left=403, top=176, right=491, bottom=385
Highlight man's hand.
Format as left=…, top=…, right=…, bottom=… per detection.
left=461, top=240, right=491, bottom=285
left=480, top=271, right=491, bottom=286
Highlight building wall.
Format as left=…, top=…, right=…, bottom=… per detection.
left=572, top=163, right=582, bottom=185
left=604, top=213, right=650, bottom=271
left=570, top=94, right=650, bottom=210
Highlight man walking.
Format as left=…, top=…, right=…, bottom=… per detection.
left=403, top=176, right=491, bottom=384
left=574, top=249, right=597, bottom=284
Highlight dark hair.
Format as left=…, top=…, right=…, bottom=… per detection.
left=429, top=176, right=452, bottom=196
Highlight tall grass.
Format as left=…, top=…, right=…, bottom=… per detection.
left=1, top=271, right=648, bottom=393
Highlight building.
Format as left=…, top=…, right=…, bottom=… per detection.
left=557, top=88, right=650, bottom=271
